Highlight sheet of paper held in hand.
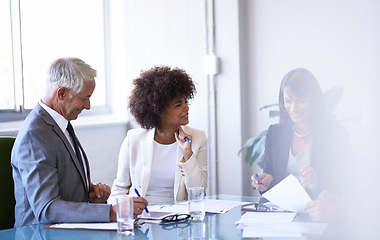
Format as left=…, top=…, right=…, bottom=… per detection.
left=262, top=174, right=312, bottom=212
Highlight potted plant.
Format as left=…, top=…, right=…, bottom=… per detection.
left=238, top=103, right=279, bottom=168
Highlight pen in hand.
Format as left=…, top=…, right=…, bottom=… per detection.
left=134, top=188, right=149, bottom=213
left=255, top=173, right=262, bottom=185
left=177, top=129, right=191, bottom=142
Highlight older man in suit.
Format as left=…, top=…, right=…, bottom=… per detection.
left=11, top=57, right=147, bottom=227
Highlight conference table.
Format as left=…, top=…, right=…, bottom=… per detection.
left=0, top=194, right=353, bottom=240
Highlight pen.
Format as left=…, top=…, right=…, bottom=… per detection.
left=177, top=129, right=191, bottom=142
left=255, top=173, right=262, bottom=185
left=134, top=188, right=149, bottom=213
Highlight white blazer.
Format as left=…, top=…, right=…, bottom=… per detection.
left=108, top=125, right=208, bottom=204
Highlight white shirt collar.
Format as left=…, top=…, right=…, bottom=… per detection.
left=38, top=100, right=69, bottom=133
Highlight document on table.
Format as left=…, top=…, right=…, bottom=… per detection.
left=205, top=199, right=251, bottom=213
left=240, top=222, right=329, bottom=238
left=148, top=199, right=250, bottom=214
left=44, top=222, right=118, bottom=230
left=138, top=211, right=176, bottom=224
left=262, top=174, right=312, bottom=212
left=236, top=211, right=297, bottom=225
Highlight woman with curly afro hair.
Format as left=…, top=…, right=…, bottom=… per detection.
left=109, top=66, right=208, bottom=207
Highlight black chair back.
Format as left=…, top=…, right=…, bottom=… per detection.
left=0, top=136, right=16, bottom=230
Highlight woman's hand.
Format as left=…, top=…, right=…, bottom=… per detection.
left=299, top=164, right=318, bottom=192
left=132, top=197, right=149, bottom=218
left=109, top=196, right=149, bottom=221
left=251, top=173, right=273, bottom=192
left=304, top=199, right=339, bottom=222
left=175, top=128, right=193, bottom=162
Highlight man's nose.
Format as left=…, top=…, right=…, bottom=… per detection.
left=84, top=99, right=91, bottom=110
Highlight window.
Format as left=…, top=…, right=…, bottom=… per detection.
left=1, top=0, right=107, bottom=120
left=0, top=0, right=14, bottom=111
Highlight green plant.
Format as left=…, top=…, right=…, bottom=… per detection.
left=238, top=104, right=279, bottom=168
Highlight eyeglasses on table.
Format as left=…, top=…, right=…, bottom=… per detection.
left=161, top=214, right=191, bottom=223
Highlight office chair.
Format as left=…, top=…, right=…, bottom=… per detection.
left=0, top=136, right=16, bottom=230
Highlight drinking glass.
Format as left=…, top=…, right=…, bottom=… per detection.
left=188, top=187, right=205, bottom=221
left=116, top=195, right=134, bottom=235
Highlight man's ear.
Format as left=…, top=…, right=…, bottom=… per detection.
left=57, top=87, right=68, bottom=100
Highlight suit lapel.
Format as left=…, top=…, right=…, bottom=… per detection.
left=141, top=129, right=155, bottom=196
left=276, top=123, right=293, bottom=179
left=36, top=105, right=89, bottom=192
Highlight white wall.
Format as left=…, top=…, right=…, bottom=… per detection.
left=213, top=0, right=244, bottom=195
left=241, top=0, right=380, bottom=128
left=76, top=122, right=128, bottom=186
left=238, top=0, right=380, bottom=196
left=120, top=0, right=208, bottom=134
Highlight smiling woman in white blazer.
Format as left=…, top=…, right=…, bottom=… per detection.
left=108, top=66, right=208, bottom=207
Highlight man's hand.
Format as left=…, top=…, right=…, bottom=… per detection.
left=89, top=182, right=111, bottom=203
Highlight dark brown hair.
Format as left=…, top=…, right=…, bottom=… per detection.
left=278, top=68, right=327, bottom=130
left=129, top=66, right=196, bottom=130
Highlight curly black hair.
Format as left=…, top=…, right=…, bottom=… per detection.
left=129, top=66, right=196, bottom=130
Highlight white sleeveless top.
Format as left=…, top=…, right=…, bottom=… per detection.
left=145, top=141, right=177, bottom=204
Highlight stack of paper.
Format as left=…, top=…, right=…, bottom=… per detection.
left=236, top=211, right=297, bottom=225
left=236, top=211, right=328, bottom=238
left=239, top=222, right=329, bottom=238
left=236, top=174, right=329, bottom=238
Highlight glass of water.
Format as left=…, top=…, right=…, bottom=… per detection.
left=116, top=195, right=134, bottom=235
left=188, top=187, right=205, bottom=221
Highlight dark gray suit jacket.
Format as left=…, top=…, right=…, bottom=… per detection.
left=11, top=104, right=110, bottom=227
